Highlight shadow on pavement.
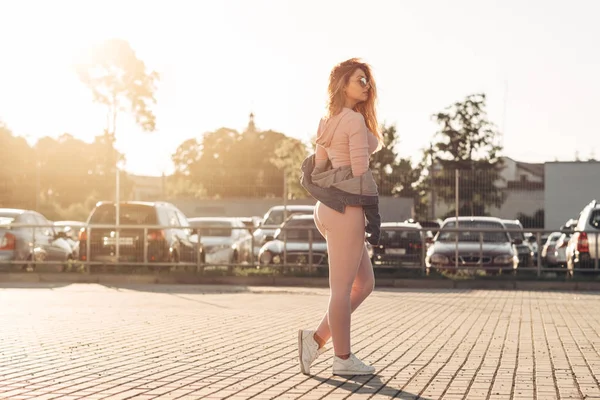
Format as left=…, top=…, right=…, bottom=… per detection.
left=101, top=283, right=253, bottom=294
left=312, top=374, right=431, bottom=399
left=0, top=282, right=72, bottom=289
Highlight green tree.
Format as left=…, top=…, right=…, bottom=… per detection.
left=33, top=133, right=130, bottom=207
left=76, top=38, right=159, bottom=136
left=171, top=119, right=299, bottom=198
left=430, top=93, right=505, bottom=217
left=516, top=209, right=544, bottom=229
left=369, top=123, right=422, bottom=197
left=165, top=175, right=206, bottom=200
left=270, top=137, right=310, bottom=199
left=0, top=122, right=36, bottom=209
left=172, top=138, right=202, bottom=176
left=76, top=39, right=158, bottom=202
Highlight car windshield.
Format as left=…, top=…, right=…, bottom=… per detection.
left=90, top=205, right=158, bottom=225
left=264, top=209, right=313, bottom=225
left=437, top=221, right=509, bottom=243
left=191, top=220, right=232, bottom=237
left=503, top=223, right=525, bottom=240
left=546, top=233, right=562, bottom=244
left=380, top=229, right=421, bottom=245
left=275, top=220, right=324, bottom=242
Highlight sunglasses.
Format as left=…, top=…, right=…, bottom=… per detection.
left=358, top=77, right=370, bottom=88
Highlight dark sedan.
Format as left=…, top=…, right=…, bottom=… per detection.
left=372, top=222, right=424, bottom=267
left=425, top=217, right=520, bottom=275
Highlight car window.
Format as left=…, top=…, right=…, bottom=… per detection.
left=264, top=209, right=313, bottom=225
left=546, top=233, right=562, bottom=245
left=174, top=210, right=190, bottom=228
left=589, top=210, right=600, bottom=230
left=165, top=209, right=179, bottom=227
left=380, top=229, right=421, bottom=245
left=34, top=214, right=55, bottom=236
left=438, top=221, right=509, bottom=243
left=24, top=214, right=38, bottom=226
left=90, top=204, right=158, bottom=225
left=503, top=223, right=525, bottom=240
left=276, top=219, right=324, bottom=242
left=192, top=220, right=232, bottom=237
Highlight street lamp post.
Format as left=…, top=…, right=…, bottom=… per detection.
left=115, top=160, right=124, bottom=262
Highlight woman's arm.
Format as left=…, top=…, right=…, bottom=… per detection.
left=346, top=112, right=370, bottom=177
left=315, top=144, right=329, bottom=170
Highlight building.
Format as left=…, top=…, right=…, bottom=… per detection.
left=488, top=157, right=544, bottom=221
left=544, top=161, right=600, bottom=229
left=129, top=174, right=165, bottom=201
left=431, top=156, right=545, bottom=222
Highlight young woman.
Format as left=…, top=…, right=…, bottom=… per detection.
left=299, top=58, right=383, bottom=376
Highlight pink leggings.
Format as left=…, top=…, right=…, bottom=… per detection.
left=313, top=201, right=375, bottom=356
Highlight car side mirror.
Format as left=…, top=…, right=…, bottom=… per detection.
left=513, top=238, right=523, bottom=245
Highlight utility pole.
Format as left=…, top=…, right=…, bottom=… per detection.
left=429, top=143, right=436, bottom=220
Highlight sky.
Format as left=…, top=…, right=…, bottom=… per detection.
left=0, top=0, right=599, bottom=176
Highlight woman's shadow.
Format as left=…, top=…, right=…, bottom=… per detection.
left=311, top=374, right=432, bottom=399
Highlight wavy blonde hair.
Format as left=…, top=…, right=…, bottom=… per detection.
left=326, top=58, right=382, bottom=145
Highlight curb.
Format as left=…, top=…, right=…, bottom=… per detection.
left=2, top=273, right=600, bottom=291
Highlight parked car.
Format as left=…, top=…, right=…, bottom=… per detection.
left=237, top=216, right=262, bottom=232
left=54, top=220, right=86, bottom=259
left=0, top=208, right=73, bottom=271
left=258, top=214, right=327, bottom=268
left=188, top=217, right=253, bottom=264
left=425, top=217, right=520, bottom=275
left=502, top=219, right=534, bottom=268
left=554, top=232, right=572, bottom=269
left=372, top=222, right=424, bottom=267
left=524, top=233, right=543, bottom=264
left=541, top=232, right=563, bottom=267
left=567, top=199, right=600, bottom=274
left=79, top=201, right=203, bottom=267
left=253, top=205, right=315, bottom=255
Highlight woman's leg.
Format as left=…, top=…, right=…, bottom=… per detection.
left=314, top=242, right=374, bottom=345
left=314, top=204, right=367, bottom=356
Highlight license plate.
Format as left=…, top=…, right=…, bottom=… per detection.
left=385, top=248, right=406, bottom=255
left=103, top=237, right=135, bottom=246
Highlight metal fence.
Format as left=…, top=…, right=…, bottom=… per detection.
left=1, top=223, right=599, bottom=278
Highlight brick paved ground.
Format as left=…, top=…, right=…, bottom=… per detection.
left=1, top=284, right=600, bottom=399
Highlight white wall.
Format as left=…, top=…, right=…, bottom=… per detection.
left=172, top=196, right=414, bottom=222
left=545, top=162, right=600, bottom=229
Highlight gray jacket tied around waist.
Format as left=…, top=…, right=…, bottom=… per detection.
left=300, top=154, right=381, bottom=245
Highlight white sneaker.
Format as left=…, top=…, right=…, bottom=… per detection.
left=298, top=329, right=327, bottom=375
left=332, top=353, right=376, bottom=375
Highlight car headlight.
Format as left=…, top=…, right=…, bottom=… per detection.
left=430, top=254, right=449, bottom=264
left=494, top=255, right=513, bottom=264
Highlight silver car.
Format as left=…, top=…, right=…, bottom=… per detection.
left=252, top=205, right=315, bottom=255
left=53, top=220, right=86, bottom=259
left=541, top=232, right=563, bottom=266
left=567, top=199, right=600, bottom=273
left=0, top=208, right=73, bottom=271
left=189, top=217, right=253, bottom=264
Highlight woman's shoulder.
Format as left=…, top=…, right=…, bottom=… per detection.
left=341, top=108, right=364, bottom=120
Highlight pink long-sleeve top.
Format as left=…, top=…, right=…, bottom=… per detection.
left=314, top=108, right=379, bottom=177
